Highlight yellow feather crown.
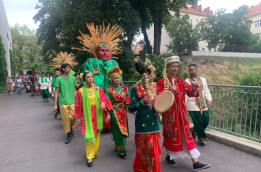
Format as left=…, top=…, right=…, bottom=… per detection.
left=51, top=52, right=78, bottom=69
left=74, top=23, right=124, bottom=55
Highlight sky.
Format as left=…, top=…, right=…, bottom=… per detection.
left=3, top=0, right=261, bottom=30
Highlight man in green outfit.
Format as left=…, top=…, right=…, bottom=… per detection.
left=52, top=68, right=60, bottom=118
left=53, top=63, right=77, bottom=144
left=185, top=64, right=212, bottom=147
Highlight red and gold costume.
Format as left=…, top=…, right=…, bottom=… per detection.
left=129, top=59, right=161, bottom=172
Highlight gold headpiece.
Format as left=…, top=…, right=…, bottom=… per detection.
left=51, top=52, right=77, bottom=69
left=165, top=56, right=180, bottom=66
left=144, top=58, right=154, bottom=70
left=74, top=23, right=123, bottom=55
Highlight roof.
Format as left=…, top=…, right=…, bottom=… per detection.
left=245, top=3, right=261, bottom=18
left=181, top=4, right=213, bottom=16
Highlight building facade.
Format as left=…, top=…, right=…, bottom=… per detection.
left=147, top=4, right=213, bottom=53
left=0, top=0, right=12, bottom=76
left=246, top=3, right=261, bottom=39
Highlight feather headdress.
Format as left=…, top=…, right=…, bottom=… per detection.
left=51, top=52, right=78, bottom=69
left=74, top=23, right=123, bottom=55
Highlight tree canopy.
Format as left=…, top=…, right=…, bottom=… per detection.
left=11, top=24, right=43, bottom=74
left=195, top=6, right=261, bottom=52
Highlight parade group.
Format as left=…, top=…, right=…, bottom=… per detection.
left=13, top=23, right=213, bottom=171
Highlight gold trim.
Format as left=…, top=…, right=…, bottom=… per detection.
left=135, top=130, right=160, bottom=134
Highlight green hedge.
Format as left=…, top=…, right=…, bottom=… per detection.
left=0, top=36, right=8, bottom=93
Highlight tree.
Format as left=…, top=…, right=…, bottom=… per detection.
left=130, top=0, right=197, bottom=55
left=11, top=24, right=42, bottom=73
left=9, top=50, right=17, bottom=76
left=34, top=0, right=141, bottom=72
left=166, top=14, right=199, bottom=55
left=196, top=6, right=260, bottom=52
left=0, top=36, right=8, bottom=92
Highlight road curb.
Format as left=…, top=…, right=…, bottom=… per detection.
left=206, top=129, right=261, bottom=157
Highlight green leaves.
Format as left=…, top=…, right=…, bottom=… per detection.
left=10, top=24, right=42, bottom=74
left=166, top=14, right=199, bottom=56
left=0, top=36, right=8, bottom=93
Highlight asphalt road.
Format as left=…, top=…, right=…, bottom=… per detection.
left=0, top=92, right=260, bottom=172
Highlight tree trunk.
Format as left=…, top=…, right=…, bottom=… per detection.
left=153, top=17, right=162, bottom=55
left=139, top=9, right=152, bottom=54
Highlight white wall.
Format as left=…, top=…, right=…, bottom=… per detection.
left=0, top=0, right=12, bottom=76
left=192, top=51, right=261, bottom=58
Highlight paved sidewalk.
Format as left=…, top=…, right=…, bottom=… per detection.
left=0, top=93, right=261, bottom=172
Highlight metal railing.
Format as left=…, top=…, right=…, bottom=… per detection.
left=124, top=81, right=261, bottom=142
left=208, top=85, right=261, bottom=142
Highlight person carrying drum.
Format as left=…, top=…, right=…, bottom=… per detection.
left=157, top=56, right=211, bottom=170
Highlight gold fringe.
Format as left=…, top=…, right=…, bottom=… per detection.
left=74, top=22, right=123, bottom=55
left=51, top=52, right=77, bottom=69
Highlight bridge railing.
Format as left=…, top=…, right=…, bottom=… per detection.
left=208, top=85, right=261, bottom=142
left=124, top=81, right=261, bottom=142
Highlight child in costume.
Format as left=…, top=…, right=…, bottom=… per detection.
left=129, top=60, right=161, bottom=172
left=74, top=70, right=107, bottom=167
left=105, top=67, right=130, bottom=159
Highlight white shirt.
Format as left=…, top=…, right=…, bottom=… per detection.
left=185, top=77, right=212, bottom=111
left=39, top=77, right=50, bottom=90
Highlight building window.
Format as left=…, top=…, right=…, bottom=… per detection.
left=196, top=19, right=199, bottom=24
left=255, top=20, right=261, bottom=28
left=188, top=19, right=192, bottom=26
left=259, top=33, right=261, bottom=39
left=6, top=33, right=9, bottom=41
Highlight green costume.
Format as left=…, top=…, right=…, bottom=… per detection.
left=82, top=58, right=121, bottom=91
left=189, top=111, right=209, bottom=140
left=105, top=85, right=130, bottom=154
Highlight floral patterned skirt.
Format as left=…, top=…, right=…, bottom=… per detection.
left=133, top=132, right=161, bottom=172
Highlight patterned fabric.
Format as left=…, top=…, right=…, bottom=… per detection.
left=85, top=133, right=100, bottom=159
left=133, top=133, right=161, bottom=172
left=106, top=85, right=129, bottom=136
left=59, top=104, right=76, bottom=133
left=157, top=76, right=199, bottom=152
left=189, top=76, right=206, bottom=114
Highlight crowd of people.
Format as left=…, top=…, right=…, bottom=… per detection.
left=42, top=55, right=212, bottom=171
left=7, top=23, right=213, bottom=171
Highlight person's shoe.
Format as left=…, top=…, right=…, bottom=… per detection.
left=193, top=161, right=211, bottom=170
left=44, top=99, right=46, bottom=102
left=65, top=133, right=71, bottom=144
left=119, top=153, right=126, bottom=159
left=198, top=141, right=206, bottom=148
left=46, top=99, right=49, bottom=102
left=165, top=156, right=177, bottom=167
left=31, top=94, right=34, bottom=97
left=87, top=159, right=93, bottom=167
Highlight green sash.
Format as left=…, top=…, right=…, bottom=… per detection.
left=81, top=85, right=103, bottom=141
left=41, top=77, right=47, bottom=83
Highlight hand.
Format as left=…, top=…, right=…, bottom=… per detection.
left=53, top=105, right=58, bottom=112
left=170, top=85, right=177, bottom=93
left=100, top=103, right=105, bottom=111
left=193, top=81, right=200, bottom=88
left=208, top=100, right=212, bottom=107
left=105, top=114, right=111, bottom=123
left=73, top=120, right=81, bottom=128
left=143, top=99, right=150, bottom=106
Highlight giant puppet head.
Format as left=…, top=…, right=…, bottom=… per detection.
left=75, top=23, right=123, bottom=61
left=94, top=42, right=112, bottom=60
